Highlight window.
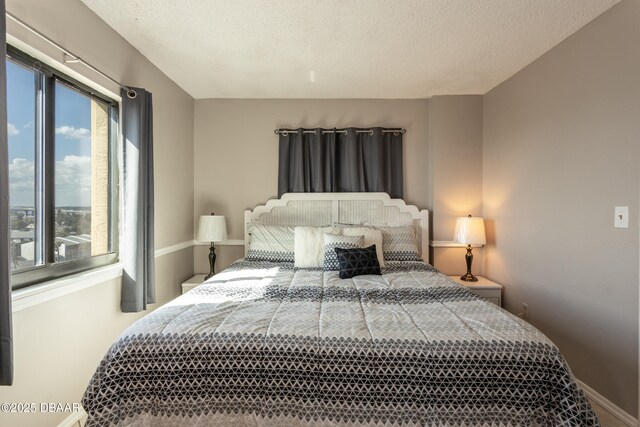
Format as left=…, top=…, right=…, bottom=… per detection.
left=6, top=47, right=118, bottom=289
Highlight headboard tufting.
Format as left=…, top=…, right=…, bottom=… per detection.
left=244, top=193, right=430, bottom=263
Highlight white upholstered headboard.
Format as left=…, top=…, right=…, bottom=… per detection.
left=243, top=193, right=430, bottom=263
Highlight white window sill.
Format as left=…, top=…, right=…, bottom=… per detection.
left=11, top=263, right=123, bottom=313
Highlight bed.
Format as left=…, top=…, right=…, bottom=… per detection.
left=82, top=193, right=599, bottom=426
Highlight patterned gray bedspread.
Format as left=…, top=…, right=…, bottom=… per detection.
left=83, top=260, right=599, bottom=426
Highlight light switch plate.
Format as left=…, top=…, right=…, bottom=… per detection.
left=614, top=206, right=629, bottom=228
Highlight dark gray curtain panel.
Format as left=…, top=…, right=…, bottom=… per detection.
left=121, top=88, right=155, bottom=312
left=0, top=0, right=13, bottom=386
left=278, top=127, right=403, bottom=198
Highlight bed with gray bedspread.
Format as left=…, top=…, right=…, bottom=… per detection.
left=82, top=260, right=599, bottom=426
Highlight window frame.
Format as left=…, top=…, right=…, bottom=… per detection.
left=7, top=46, right=120, bottom=290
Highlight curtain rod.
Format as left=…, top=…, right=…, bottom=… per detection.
left=6, top=11, right=137, bottom=99
left=275, top=128, right=406, bottom=136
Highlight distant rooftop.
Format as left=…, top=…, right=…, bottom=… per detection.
left=11, top=231, right=34, bottom=240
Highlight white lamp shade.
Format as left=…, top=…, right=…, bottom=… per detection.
left=453, top=216, right=486, bottom=245
left=197, top=215, right=228, bottom=242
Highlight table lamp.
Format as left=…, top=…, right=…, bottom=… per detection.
left=196, top=213, right=228, bottom=280
left=453, top=215, right=486, bottom=282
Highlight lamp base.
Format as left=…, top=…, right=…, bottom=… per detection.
left=459, top=273, right=478, bottom=282
left=205, top=242, right=217, bottom=281
left=461, top=245, right=478, bottom=281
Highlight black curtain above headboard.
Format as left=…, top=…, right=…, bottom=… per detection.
left=277, top=127, right=403, bottom=198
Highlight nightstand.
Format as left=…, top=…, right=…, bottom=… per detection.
left=181, top=274, right=207, bottom=294
left=448, top=276, right=502, bottom=307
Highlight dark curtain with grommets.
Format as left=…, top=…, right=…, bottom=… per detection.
left=120, top=87, right=156, bottom=312
left=278, top=127, right=403, bottom=198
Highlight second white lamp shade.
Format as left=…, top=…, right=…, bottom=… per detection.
left=453, top=216, right=486, bottom=245
left=196, top=215, right=228, bottom=242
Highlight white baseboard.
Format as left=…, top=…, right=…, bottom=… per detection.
left=577, top=379, right=638, bottom=426
left=57, top=409, right=87, bottom=427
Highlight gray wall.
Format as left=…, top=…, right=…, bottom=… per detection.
left=483, top=0, right=639, bottom=415
left=430, top=96, right=484, bottom=274
left=0, top=1, right=195, bottom=425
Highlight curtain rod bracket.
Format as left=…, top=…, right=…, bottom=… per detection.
left=63, top=53, right=80, bottom=64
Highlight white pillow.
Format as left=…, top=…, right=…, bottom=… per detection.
left=294, top=226, right=337, bottom=268
left=340, top=227, right=385, bottom=267
left=246, top=223, right=295, bottom=262
left=374, top=225, right=422, bottom=261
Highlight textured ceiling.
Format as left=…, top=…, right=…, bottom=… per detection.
left=80, top=0, right=619, bottom=99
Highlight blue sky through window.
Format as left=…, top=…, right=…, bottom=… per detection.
left=7, top=59, right=94, bottom=207
left=6, top=60, right=35, bottom=208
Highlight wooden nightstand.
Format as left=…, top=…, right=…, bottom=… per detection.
left=181, top=274, right=207, bottom=294
left=448, top=276, right=502, bottom=307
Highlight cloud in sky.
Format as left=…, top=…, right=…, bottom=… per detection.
left=55, top=155, right=91, bottom=206
left=7, top=122, right=20, bottom=136
left=55, top=125, right=90, bottom=141
left=8, top=158, right=34, bottom=206
left=9, top=156, right=92, bottom=207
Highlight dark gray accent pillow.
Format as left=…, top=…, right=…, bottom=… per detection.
left=335, top=245, right=382, bottom=279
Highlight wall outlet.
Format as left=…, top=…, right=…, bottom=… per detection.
left=614, top=206, right=629, bottom=228
left=518, top=303, right=528, bottom=320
